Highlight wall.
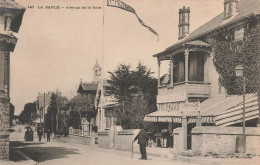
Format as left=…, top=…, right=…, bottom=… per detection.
left=192, top=126, right=260, bottom=156
left=97, top=126, right=140, bottom=151
left=115, top=129, right=140, bottom=151
left=55, top=134, right=95, bottom=145
left=0, top=97, right=10, bottom=159
left=173, top=128, right=184, bottom=155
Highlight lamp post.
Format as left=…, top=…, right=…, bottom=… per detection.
left=235, top=64, right=246, bottom=153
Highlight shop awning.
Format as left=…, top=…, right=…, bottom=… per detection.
left=214, top=94, right=259, bottom=126
left=144, top=93, right=259, bottom=126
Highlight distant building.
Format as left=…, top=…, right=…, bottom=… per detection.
left=67, top=60, right=118, bottom=135
left=0, top=0, right=25, bottom=159
left=144, top=0, right=260, bottom=149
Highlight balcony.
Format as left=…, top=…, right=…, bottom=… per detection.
left=158, top=81, right=211, bottom=100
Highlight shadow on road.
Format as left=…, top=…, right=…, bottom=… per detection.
left=19, top=146, right=80, bottom=162
left=10, top=140, right=80, bottom=162
left=9, top=141, right=45, bottom=162
left=10, top=141, right=44, bottom=148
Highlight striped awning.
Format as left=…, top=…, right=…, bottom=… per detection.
left=215, top=95, right=259, bottom=126
left=144, top=93, right=259, bottom=126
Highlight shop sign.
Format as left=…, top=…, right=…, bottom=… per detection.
left=180, top=101, right=200, bottom=111
left=157, top=93, right=186, bottom=103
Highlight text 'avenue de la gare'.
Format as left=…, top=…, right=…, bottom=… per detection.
left=27, top=5, right=102, bottom=10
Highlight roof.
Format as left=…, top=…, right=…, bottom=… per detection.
left=77, top=83, right=98, bottom=93
left=154, top=0, right=260, bottom=57
left=184, top=40, right=211, bottom=47
left=0, top=0, right=25, bottom=10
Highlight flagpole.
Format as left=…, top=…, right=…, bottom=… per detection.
left=100, top=0, right=105, bottom=131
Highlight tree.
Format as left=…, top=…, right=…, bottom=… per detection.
left=106, top=64, right=135, bottom=115
left=45, top=93, right=68, bottom=134
left=107, top=62, right=157, bottom=130
left=213, top=18, right=260, bottom=125
left=19, top=102, right=37, bottom=124
left=67, top=111, right=81, bottom=129
left=45, top=94, right=58, bottom=133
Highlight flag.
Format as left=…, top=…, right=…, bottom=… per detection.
left=107, top=0, right=159, bottom=40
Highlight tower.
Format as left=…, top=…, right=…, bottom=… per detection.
left=93, top=60, right=101, bottom=83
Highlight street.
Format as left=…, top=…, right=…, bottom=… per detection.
left=8, top=125, right=199, bottom=165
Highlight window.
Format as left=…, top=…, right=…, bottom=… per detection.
left=4, top=16, right=12, bottom=31
left=179, top=27, right=183, bottom=38
left=179, top=14, right=183, bottom=24
left=184, top=13, right=189, bottom=23
left=184, top=26, right=189, bottom=35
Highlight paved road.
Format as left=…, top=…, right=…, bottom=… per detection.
left=9, top=125, right=199, bottom=165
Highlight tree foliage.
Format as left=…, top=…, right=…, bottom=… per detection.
left=213, top=18, right=260, bottom=95
left=44, top=93, right=68, bottom=134
left=67, top=111, right=81, bottom=129
left=107, top=63, right=157, bottom=130
left=19, top=102, right=37, bottom=124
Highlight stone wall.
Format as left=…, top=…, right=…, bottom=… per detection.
left=0, top=97, right=10, bottom=159
left=97, top=126, right=140, bottom=151
left=114, top=129, right=139, bottom=151
left=55, top=134, right=95, bottom=145
left=191, top=126, right=260, bottom=156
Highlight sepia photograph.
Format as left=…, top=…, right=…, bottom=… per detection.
left=0, top=0, right=259, bottom=164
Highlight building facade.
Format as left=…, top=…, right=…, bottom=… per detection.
left=145, top=0, right=260, bottom=150
left=0, top=0, right=25, bottom=159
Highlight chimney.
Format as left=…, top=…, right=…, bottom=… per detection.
left=178, top=6, right=190, bottom=40
left=224, top=0, right=239, bottom=19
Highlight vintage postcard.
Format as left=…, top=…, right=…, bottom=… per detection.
left=0, top=0, right=259, bottom=164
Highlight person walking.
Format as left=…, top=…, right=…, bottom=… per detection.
left=134, top=129, right=149, bottom=160
left=47, top=129, right=51, bottom=142
left=38, top=128, right=43, bottom=142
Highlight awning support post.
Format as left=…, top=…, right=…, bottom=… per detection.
left=182, top=113, right=188, bottom=151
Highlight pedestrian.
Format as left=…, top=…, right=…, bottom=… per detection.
left=47, top=129, right=51, bottom=142
left=133, top=128, right=149, bottom=160
left=29, top=128, right=34, bottom=141
left=24, top=128, right=30, bottom=141
left=38, top=128, right=43, bottom=142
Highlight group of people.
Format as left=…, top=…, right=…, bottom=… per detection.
left=24, top=126, right=51, bottom=142
left=24, top=127, right=34, bottom=141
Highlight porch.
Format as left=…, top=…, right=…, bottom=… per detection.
left=156, top=40, right=212, bottom=101
left=158, top=81, right=211, bottom=99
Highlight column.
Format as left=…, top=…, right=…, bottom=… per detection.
left=184, top=49, right=189, bottom=82
left=157, top=60, right=161, bottom=87
left=204, top=53, right=210, bottom=82
left=185, top=49, right=189, bottom=101
left=170, top=57, right=174, bottom=87
left=182, top=114, right=188, bottom=151
left=196, top=111, right=202, bottom=127
left=0, top=51, right=4, bottom=94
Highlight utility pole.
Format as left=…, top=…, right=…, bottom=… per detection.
left=43, top=92, right=46, bottom=138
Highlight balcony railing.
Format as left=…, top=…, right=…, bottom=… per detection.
left=158, top=81, right=211, bottom=98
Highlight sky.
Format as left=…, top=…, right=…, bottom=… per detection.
left=11, top=0, right=223, bottom=114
